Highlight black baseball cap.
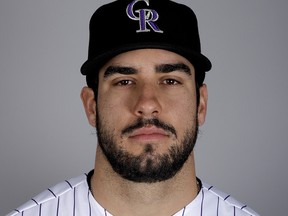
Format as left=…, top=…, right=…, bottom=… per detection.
left=81, top=0, right=212, bottom=83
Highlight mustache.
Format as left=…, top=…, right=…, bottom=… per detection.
left=121, top=118, right=177, bottom=138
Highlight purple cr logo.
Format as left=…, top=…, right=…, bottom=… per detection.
left=126, top=0, right=163, bottom=33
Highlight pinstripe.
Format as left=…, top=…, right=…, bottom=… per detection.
left=22, top=211, right=24, bottom=216
left=200, top=189, right=204, bottom=216
left=88, top=188, right=91, bottom=216
left=104, top=209, right=108, bottom=216
left=56, top=197, right=60, bottom=216
left=65, top=179, right=75, bottom=216
left=39, top=204, right=42, bottom=216
left=73, top=187, right=76, bottom=216
left=217, top=197, right=219, bottom=216
left=65, top=180, right=73, bottom=188
left=32, top=199, right=39, bottom=205
left=224, top=195, right=231, bottom=201
left=241, top=205, right=247, bottom=210
left=181, top=206, right=186, bottom=216
left=48, top=188, right=57, bottom=198
left=233, top=206, right=235, bottom=216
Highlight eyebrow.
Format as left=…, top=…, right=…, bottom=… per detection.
left=155, top=63, right=191, bottom=76
left=103, top=66, right=137, bottom=79
left=103, top=63, right=191, bottom=79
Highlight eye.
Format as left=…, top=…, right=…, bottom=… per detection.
left=162, top=78, right=181, bottom=85
left=114, top=79, right=134, bottom=86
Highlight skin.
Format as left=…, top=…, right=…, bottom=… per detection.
left=81, top=49, right=208, bottom=216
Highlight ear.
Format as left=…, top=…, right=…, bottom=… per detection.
left=80, top=87, right=97, bottom=127
left=197, top=84, right=208, bottom=126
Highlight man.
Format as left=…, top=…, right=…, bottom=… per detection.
left=7, top=0, right=259, bottom=215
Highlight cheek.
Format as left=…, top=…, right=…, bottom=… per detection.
left=171, top=101, right=197, bottom=120
left=97, top=92, right=130, bottom=126
left=165, top=89, right=197, bottom=114
left=164, top=93, right=198, bottom=130
left=99, top=87, right=139, bottom=113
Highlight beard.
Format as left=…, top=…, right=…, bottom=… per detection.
left=96, top=110, right=198, bottom=183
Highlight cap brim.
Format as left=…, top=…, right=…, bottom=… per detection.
left=81, top=43, right=211, bottom=75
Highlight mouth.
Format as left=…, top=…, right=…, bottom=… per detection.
left=128, top=125, right=169, bottom=141
left=122, top=118, right=177, bottom=139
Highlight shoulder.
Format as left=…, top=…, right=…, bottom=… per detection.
left=201, top=182, right=260, bottom=216
left=6, top=174, right=89, bottom=216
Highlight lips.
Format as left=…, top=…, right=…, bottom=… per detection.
left=128, top=126, right=169, bottom=141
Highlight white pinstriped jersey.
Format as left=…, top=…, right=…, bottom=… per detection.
left=7, top=171, right=260, bottom=216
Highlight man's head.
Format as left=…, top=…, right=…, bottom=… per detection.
left=80, top=0, right=211, bottom=183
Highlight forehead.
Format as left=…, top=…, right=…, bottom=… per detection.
left=99, top=49, right=195, bottom=72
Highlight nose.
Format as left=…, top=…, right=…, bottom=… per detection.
left=133, top=84, right=162, bottom=118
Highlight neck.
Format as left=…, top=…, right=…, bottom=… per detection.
left=91, top=147, right=199, bottom=216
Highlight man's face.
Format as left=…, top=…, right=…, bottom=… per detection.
left=86, top=49, right=207, bottom=183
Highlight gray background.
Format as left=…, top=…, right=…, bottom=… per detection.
left=1, top=0, right=287, bottom=215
